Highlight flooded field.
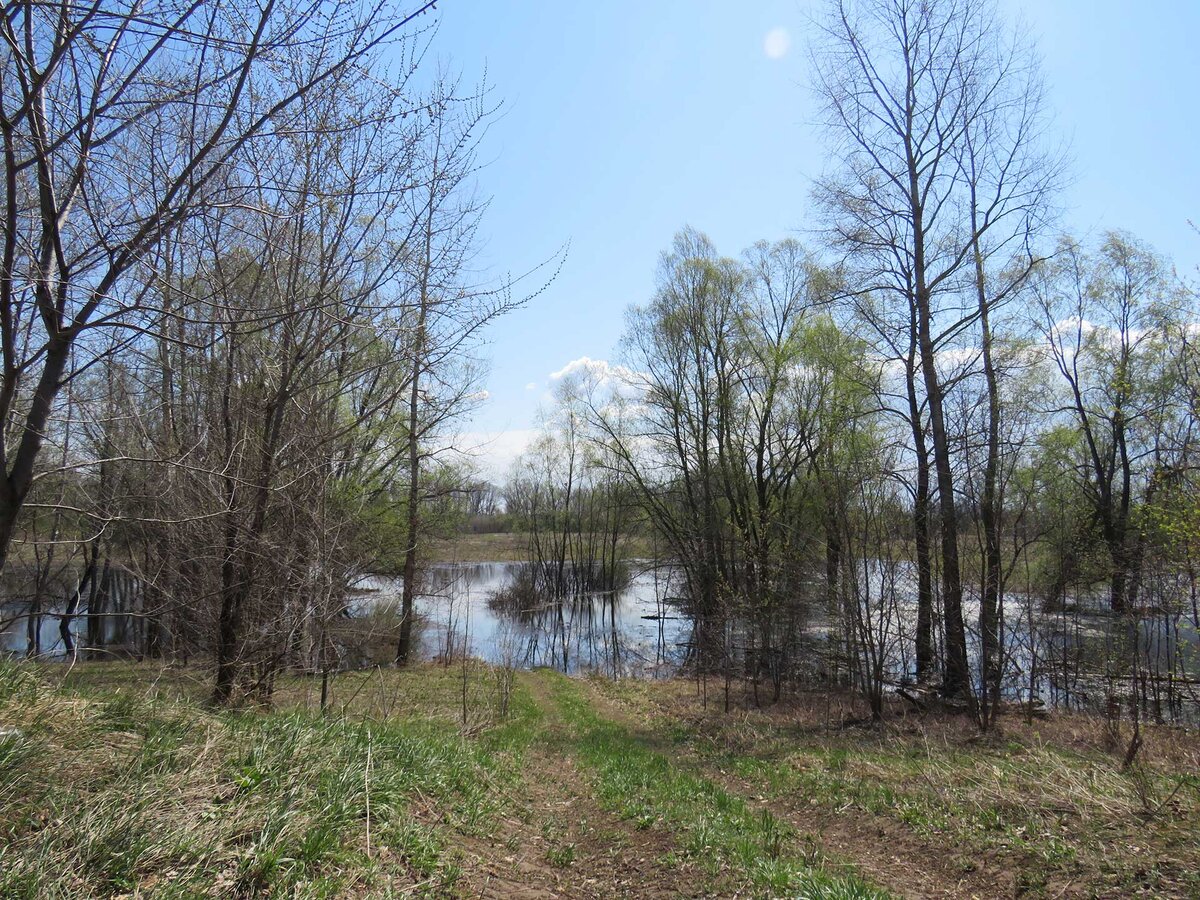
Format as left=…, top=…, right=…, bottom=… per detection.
left=5, top=557, right=1198, bottom=722
left=354, top=561, right=690, bottom=677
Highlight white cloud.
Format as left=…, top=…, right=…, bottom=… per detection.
left=764, top=27, right=791, bottom=60
left=524, top=382, right=538, bottom=391
left=549, top=356, right=637, bottom=387
left=549, top=356, right=647, bottom=405
left=934, top=346, right=981, bottom=377
left=1048, top=316, right=1097, bottom=341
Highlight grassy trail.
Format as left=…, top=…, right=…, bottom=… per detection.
left=3, top=662, right=1197, bottom=898
left=0, top=662, right=881, bottom=898
left=580, top=677, right=1200, bottom=899
left=448, top=670, right=708, bottom=898
left=521, top=669, right=888, bottom=899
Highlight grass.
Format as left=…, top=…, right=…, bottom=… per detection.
left=600, top=677, right=1200, bottom=897
left=0, top=662, right=526, bottom=898
left=4, top=660, right=1198, bottom=898
left=424, top=530, right=656, bottom=563
left=543, top=672, right=888, bottom=898
left=425, top=532, right=530, bottom=563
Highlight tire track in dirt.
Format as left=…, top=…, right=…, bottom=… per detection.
left=454, top=672, right=711, bottom=899
left=574, top=678, right=1014, bottom=899
left=701, top=767, right=1013, bottom=900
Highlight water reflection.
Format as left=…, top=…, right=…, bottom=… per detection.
left=0, top=571, right=137, bottom=658
left=6, top=557, right=1198, bottom=722
left=356, top=561, right=689, bottom=677
left=838, top=559, right=1200, bottom=721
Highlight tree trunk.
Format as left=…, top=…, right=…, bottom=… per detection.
left=906, top=357, right=936, bottom=682
left=396, top=298, right=427, bottom=667
left=921, top=332, right=970, bottom=698
left=0, top=337, right=72, bottom=574
left=908, top=159, right=969, bottom=696
left=973, top=232, right=1003, bottom=727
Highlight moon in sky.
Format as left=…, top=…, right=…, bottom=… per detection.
left=764, top=27, right=791, bottom=60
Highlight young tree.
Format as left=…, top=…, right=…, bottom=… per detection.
left=1034, top=234, right=1181, bottom=615
left=395, top=78, right=519, bottom=665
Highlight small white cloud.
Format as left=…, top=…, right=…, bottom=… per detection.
left=1048, top=316, right=1097, bottom=340
left=764, top=27, right=791, bottom=60
left=524, top=382, right=538, bottom=391
left=550, top=356, right=635, bottom=386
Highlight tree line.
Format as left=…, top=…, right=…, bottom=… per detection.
left=2, top=0, right=1196, bottom=740
left=505, top=0, right=1199, bottom=737
left=0, top=0, right=558, bottom=704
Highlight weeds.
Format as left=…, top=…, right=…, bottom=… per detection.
left=644, top=682, right=1200, bottom=896
left=8, top=660, right=1194, bottom=898
left=0, top=662, right=500, bottom=898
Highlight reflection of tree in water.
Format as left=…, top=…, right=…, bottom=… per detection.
left=486, top=561, right=683, bottom=677
left=829, top=559, right=1200, bottom=724
left=341, top=555, right=1200, bottom=725
left=486, top=562, right=611, bottom=675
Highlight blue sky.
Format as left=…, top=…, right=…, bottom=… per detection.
left=425, top=0, right=1200, bottom=475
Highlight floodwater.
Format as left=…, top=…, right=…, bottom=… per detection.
left=5, top=557, right=1198, bottom=721
left=0, top=561, right=691, bottom=674
left=354, top=561, right=690, bottom=677
left=838, top=557, right=1200, bottom=721
left=0, top=574, right=133, bottom=658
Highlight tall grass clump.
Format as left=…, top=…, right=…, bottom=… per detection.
left=0, top=662, right=497, bottom=898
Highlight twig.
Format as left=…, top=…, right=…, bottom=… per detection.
left=1148, top=776, right=1188, bottom=820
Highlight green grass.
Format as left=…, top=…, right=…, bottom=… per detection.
left=543, top=672, right=888, bottom=899
left=0, top=662, right=509, bottom=898
left=8, top=659, right=1195, bottom=898
left=644, top=686, right=1200, bottom=897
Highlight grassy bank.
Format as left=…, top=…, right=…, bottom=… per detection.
left=1, top=662, right=1196, bottom=898
left=424, top=531, right=657, bottom=563
left=591, top=678, right=1200, bottom=897
left=0, top=663, right=534, bottom=898
left=425, top=532, right=530, bottom=563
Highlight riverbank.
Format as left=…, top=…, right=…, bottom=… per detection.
left=426, top=532, right=530, bottom=563
left=2, top=661, right=1197, bottom=897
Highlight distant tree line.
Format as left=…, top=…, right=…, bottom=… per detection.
left=2, top=0, right=1197, bottom=745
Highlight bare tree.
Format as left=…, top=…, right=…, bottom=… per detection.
left=395, top=76, right=506, bottom=665
left=812, top=0, right=1060, bottom=698
left=0, top=0, right=439, bottom=573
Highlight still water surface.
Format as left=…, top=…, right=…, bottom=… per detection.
left=355, top=561, right=689, bottom=677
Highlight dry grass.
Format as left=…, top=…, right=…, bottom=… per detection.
left=6, top=661, right=1198, bottom=898
left=0, top=662, right=526, bottom=898
left=594, top=678, right=1200, bottom=897
left=424, top=531, right=656, bottom=564
left=425, top=533, right=529, bottom=563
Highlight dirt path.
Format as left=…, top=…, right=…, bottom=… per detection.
left=576, top=678, right=1018, bottom=900
left=454, top=674, right=709, bottom=899
left=702, top=763, right=1014, bottom=899
left=458, top=673, right=1020, bottom=899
